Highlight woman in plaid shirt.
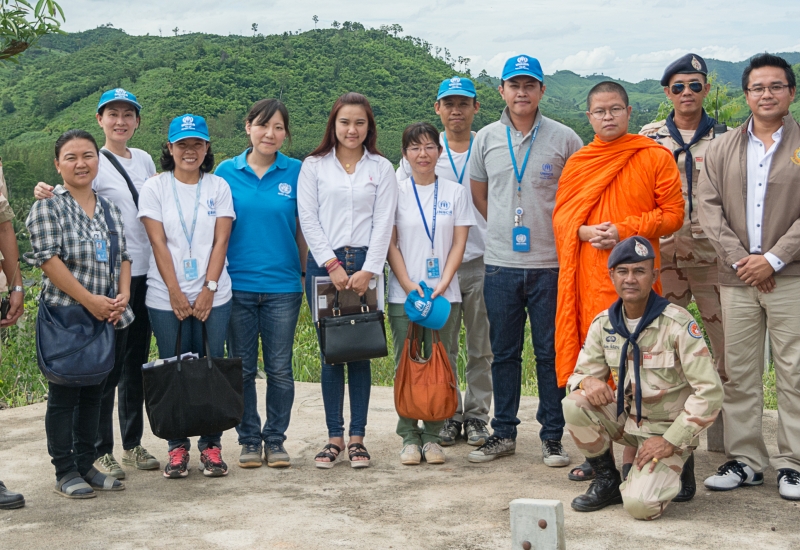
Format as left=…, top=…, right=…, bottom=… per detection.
left=26, top=130, right=133, bottom=499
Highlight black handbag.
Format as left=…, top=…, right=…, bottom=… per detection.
left=35, top=197, right=118, bottom=387
left=142, top=324, right=244, bottom=441
left=318, top=291, right=388, bottom=365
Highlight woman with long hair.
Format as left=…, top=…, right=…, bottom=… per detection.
left=298, top=92, right=398, bottom=469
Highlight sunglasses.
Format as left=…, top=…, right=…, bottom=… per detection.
left=670, top=82, right=704, bottom=94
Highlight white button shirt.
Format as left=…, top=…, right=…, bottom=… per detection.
left=298, top=148, right=398, bottom=275
left=746, top=120, right=785, bottom=271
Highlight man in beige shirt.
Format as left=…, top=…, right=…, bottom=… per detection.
left=698, top=53, right=800, bottom=501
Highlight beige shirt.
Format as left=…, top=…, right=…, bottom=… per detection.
left=0, top=159, right=15, bottom=292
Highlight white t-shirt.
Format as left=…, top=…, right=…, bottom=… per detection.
left=396, top=133, right=486, bottom=263
left=93, top=148, right=157, bottom=276
left=138, top=172, right=236, bottom=309
left=388, top=176, right=475, bottom=304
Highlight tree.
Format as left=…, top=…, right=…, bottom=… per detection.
left=251, top=23, right=258, bottom=36
left=312, top=15, right=318, bottom=29
left=1, top=0, right=65, bottom=61
left=172, top=26, right=179, bottom=36
left=331, top=20, right=339, bottom=29
left=390, top=23, right=402, bottom=37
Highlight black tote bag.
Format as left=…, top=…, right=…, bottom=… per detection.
left=318, top=291, right=388, bottom=365
left=142, top=324, right=243, bottom=441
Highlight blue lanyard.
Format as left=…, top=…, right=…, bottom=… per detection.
left=506, top=123, right=541, bottom=186
left=442, top=133, right=473, bottom=185
left=411, top=177, right=438, bottom=254
left=171, top=172, right=202, bottom=257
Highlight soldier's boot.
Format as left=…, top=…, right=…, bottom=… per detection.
left=672, top=454, right=696, bottom=502
left=571, top=449, right=623, bottom=512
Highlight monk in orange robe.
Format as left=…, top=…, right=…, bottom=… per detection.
left=553, top=81, right=684, bottom=389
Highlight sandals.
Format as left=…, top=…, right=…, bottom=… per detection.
left=314, top=443, right=343, bottom=469
left=568, top=460, right=595, bottom=481
left=84, top=466, right=125, bottom=491
left=54, top=471, right=96, bottom=499
left=348, top=443, right=371, bottom=469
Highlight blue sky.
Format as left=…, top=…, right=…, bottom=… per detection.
left=64, top=0, right=800, bottom=82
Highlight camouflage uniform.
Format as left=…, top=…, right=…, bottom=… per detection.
left=639, top=121, right=726, bottom=382
left=563, top=303, right=723, bottom=520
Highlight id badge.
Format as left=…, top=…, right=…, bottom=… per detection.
left=426, top=257, right=441, bottom=279
left=92, top=231, right=108, bottom=262
left=183, top=258, right=199, bottom=281
left=512, top=226, right=530, bottom=252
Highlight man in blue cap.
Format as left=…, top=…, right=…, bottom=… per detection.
left=397, top=76, right=494, bottom=448
left=468, top=55, right=583, bottom=465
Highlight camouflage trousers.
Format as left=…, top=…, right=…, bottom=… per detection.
left=660, top=261, right=726, bottom=382
left=563, top=391, right=690, bottom=520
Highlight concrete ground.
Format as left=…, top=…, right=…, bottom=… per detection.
left=0, top=381, right=797, bottom=549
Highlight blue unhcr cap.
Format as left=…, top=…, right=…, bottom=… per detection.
left=168, top=114, right=210, bottom=143
left=437, top=76, right=477, bottom=100
left=404, top=281, right=451, bottom=330
left=97, top=88, right=142, bottom=113
left=501, top=55, right=544, bottom=83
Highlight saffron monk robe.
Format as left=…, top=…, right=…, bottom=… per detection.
left=562, top=236, right=722, bottom=520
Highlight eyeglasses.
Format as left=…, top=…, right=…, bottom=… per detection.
left=406, top=145, right=440, bottom=154
left=746, top=84, right=791, bottom=97
left=588, top=106, right=627, bottom=120
left=670, top=82, right=704, bottom=94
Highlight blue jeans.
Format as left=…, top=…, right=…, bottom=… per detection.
left=483, top=265, right=565, bottom=441
left=148, top=299, right=232, bottom=451
left=305, top=248, right=372, bottom=438
left=227, top=290, right=302, bottom=446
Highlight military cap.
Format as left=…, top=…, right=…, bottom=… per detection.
left=608, top=236, right=655, bottom=268
left=660, top=53, right=708, bottom=86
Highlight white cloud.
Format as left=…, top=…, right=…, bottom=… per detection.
left=549, top=47, right=617, bottom=74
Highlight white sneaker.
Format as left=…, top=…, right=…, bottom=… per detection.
left=400, top=444, right=421, bottom=465
left=778, top=469, right=800, bottom=501
left=422, top=442, right=446, bottom=464
left=704, top=460, right=763, bottom=491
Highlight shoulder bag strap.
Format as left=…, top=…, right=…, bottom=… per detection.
left=100, top=149, right=139, bottom=208
left=98, top=196, right=119, bottom=298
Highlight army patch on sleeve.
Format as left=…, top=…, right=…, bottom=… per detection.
left=688, top=320, right=703, bottom=339
left=792, top=147, right=800, bottom=166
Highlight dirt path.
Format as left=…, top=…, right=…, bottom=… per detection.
left=0, top=381, right=797, bottom=549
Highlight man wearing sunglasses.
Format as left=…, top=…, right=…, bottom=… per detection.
left=639, top=54, right=726, bottom=501
left=698, top=53, right=800, bottom=502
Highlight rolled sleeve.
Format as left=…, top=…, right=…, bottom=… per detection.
left=0, top=197, right=14, bottom=224
left=25, top=200, right=62, bottom=266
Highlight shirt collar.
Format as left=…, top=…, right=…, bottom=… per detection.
left=500, top=107, right=543, bottom=137
left=233, top=149, right=288, bottom=173
left=54, top=184, right=69, bottom=196
left=747, top=118, right=784, bottom=142
left=330, top=146, right=381, bottom=163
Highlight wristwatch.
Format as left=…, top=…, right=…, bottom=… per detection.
left=204, top=280, right=218, bottom=292
left=10, top=286, right=23, bottom=293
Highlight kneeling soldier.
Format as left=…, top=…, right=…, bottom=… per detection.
left=562, top=236, right=722, bottom=520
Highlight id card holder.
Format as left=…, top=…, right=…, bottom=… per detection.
left=512, top=226, right=530, bottom=252
left=183, top=258, right=199, bottom=281
left=426, top=257, right=441, bottom=279
left=91, top=231, right=108, bottom=262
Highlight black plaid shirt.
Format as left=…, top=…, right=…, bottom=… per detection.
left=26, top=185, right=134, bottom=329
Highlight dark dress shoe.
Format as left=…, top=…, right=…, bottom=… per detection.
left=673, top=454, right=696, bottom=502
left=0, top=481, right=25, bottom=509
left=571, top=449, right=623, bottom=512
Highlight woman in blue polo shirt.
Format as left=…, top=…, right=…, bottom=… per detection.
left=214, top=99, right=305, bottom=470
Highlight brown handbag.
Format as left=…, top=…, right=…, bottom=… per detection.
left=394, top=322, right=458, bottom=422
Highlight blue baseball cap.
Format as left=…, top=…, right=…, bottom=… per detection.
left=404, top=281, right=451, bottom=330
left=501, top=55, right=544, bottom=83
left=97, top=88, right=142, bottom=113
left=437, top=76, right=477, bottom=100
left=168, top=114, right=210, bottom=143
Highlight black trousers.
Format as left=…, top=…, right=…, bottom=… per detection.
left=95, top=275, right=152, bottom=456
left=46, top=381, right=104, bottom=480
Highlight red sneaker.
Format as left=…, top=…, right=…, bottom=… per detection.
left=200, top=446, right=228, bottom=477
left=164, top=447, right=190, bottom=479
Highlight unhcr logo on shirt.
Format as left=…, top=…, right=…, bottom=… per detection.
left=437, top=200, right=452, bottom=215
left=181, top=116, right=196, bottom=131
left=540, top=163, right=554, bottom=180
left=278, top=182, right=292, bottom=197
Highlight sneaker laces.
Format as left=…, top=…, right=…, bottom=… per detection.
left=715, top=460, right=746, bottom=480
left=478, top=435, right=505, bottom=452
left=543, top=440, right=564, bottom=456
left=245, top=443, right=262, bottom=454
left=133, top=445, right=155, bottom=460
left=266, top=442, right=284, bottom=454
left=779, top=469, right=800, bottom=485
left=203, top=447, right=223, bottom=466
left=99, top=454, right=121, bottom=469
left=169, top=447, right=188, bottom=467
left=465, top=418, right=487, bottom=432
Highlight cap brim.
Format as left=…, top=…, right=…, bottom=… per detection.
left=502, top=70, right=543, bottom=82
left=169, top=131, right=210, bottom=143
left=437, top=89, right=477, bottom=100
left=415, top=297, right=451, bottom=330
left=97, top=98, right=142, bottom=112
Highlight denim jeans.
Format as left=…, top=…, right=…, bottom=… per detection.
left=227, top=290, right=302, bottom=446
left=483, top=265, right=565, bottom=441
left=96, top=275, right=151, bottom=457
left=305, top=248, right=372, bottom=438
left=46, top=381, right=104, bottom=480
left=148, top=299, right=232, bottom=451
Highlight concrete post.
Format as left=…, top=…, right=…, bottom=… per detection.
left=510, top=499, right=565, bottom=550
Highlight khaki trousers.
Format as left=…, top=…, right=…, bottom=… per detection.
left=447, top=257, right=493, bottom=423
left=721, top=278, right=800, bottom=472
left=660, top=261, right=726, bottom=381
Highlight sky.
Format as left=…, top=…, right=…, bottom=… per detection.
left=61, top=0, right=800, bottom=82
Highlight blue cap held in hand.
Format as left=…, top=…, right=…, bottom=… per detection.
left=502, top=55, right=544, bottom=83
left=437, top=76, right=477, bottom=100
left=97, top=88, right=142, bottom=113
left=404, top=281, right=451, bottom=330
left=168, top=114, right=210, bottom=143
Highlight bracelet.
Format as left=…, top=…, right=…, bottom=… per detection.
left=325, top=260, right=343, bottom=274
left=324, top=257, right=338, bottom=268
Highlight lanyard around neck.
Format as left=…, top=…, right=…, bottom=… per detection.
left=411, top=177, right=438, bottom=254
left=171, top=172, right=203, bottom=257
left=506, top=122, right=541, bottom=190
left=442, top=133, right=473, bottom=185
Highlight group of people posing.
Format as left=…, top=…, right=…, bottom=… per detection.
left=0, top=51, right=797, bottom=522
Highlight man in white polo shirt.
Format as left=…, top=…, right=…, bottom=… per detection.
left=468, top=55, right=583, bottom=465
left=397, top=77, right=493, bottom=447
